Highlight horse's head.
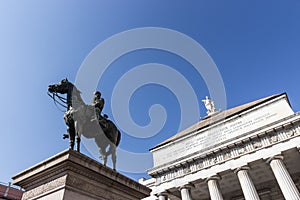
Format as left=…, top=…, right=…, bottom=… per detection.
left=48, top=78, right=73, bottom=94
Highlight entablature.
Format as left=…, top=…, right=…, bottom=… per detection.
left=149, top=113, right=300, bottom=186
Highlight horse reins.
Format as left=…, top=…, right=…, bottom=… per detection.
left=47, top=91, right=68, bottom=112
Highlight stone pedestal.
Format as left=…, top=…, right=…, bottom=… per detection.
left=12, top=149, right=151, bottom=200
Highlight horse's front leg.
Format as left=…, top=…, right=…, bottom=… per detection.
left=76, top=134, right=81, bottom=152
left=67, top=126, right=75, bottom=150
left=111, top=146, right=117, bottom=171
left=74, top=121, right=80, bottom=152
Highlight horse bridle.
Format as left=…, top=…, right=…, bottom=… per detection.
left=47, top=91, right=68, bottom=112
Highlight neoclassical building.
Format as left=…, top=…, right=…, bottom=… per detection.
left=140, top=93, right=300, bottom=200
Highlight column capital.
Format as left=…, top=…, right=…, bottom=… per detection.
left=179, top=184, right=194, bottom=200
left=178, top=183, right=194, bottom=191
left=156, top=191, right=168, bottom=196
left=234, top=166, right=250, bottom=174
left=156, top=191, right=168, bottom=200
left=206, top=175, right=221, bottom=182
left=266, top=155, right=284, bottom=164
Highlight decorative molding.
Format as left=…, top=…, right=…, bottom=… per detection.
left=66, top=175, right=122, bottom=200
left=206, top=175, right=221, bottom=182
left=266, top=155, right=284, bottom=164
left=178, top=183, right=194, bottom=191
left=156, top=191, right=169, bottom=198
left=22, top=176, right=66, bottom=200
left=155, top=123, right=300, bottom=185
left=252, top=140, right=262, bottom=149
left=234, top=166, right=250, bottom=174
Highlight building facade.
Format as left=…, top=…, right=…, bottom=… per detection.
left=0, top=182, right=23, bottom=200
left=141, top=93, right=300, bottom=200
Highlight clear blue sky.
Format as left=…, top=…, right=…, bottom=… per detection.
left=1, top=1, right=300, bottom=183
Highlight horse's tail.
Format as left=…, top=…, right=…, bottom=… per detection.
left=116, top=130, right=121, bottom=147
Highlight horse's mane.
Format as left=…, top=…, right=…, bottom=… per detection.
left=72, top=84, right=81, bottom=94
left=68, top=81, right=86, bottom=106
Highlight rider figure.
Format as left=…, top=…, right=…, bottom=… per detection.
left=91, top=91, right=105, bottom=122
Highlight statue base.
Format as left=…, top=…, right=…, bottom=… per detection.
left=12, top=149, right=151, bottom=200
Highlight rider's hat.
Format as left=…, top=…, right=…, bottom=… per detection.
left=94, top=91, right=101, bottom=96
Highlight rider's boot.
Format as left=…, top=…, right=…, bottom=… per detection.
left=91, top=108, right=101, bottom=122
left=63, top=133, right=69, bottom=139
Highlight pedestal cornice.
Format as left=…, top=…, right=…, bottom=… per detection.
left=12, top=149, right=151, bottom=200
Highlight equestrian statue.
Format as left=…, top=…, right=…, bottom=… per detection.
left=48, top=78, right=121, bottom=170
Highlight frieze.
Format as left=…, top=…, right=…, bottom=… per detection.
left=156, top=123, right=300, bottom=184
left=183, top=167, right=191, bottom=174
left=238, top=145, right=247, bottom=155
left=252, top=140, right=263, bottom=149
left=269, top=134, right=279, bottom=143
left=210, top=157, right=218, bottom=165
left=22, top=176, right=66, bottom=200
left=223, top=151, right=232, bottom=160
left=67, top=175, right=127, bottom=200
left=20, top=166, right=67, bottom=190
left=287, top=128, right=296, bottom=137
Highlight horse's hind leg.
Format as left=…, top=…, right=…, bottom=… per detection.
left=108, top=145, right=117, bottom=171
left=112, top=147, right=117, bottom=171
left=99, top=148, right=107, bottom=166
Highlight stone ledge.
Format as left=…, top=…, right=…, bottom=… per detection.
left=12, top=149, right=151, bottom=200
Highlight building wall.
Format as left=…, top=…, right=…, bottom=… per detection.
left=0, top=182, right=23, bottom=200
left=142, top=94, right=300, bottom=200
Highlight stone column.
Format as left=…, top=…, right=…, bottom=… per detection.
left=179, top=184, right=193, bottom=200
left=266, top=155, right=300, bottom=200
left=157, top=192, right=168, bottom=200
left=206, top=176, right=224, bottom=200
left=234, top=166, right=260, bottom=200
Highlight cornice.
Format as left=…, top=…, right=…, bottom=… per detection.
left=149, top=113, right=300, bottom=174
left=13, top=149, right=151, bottom=198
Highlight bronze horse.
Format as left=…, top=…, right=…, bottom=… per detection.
left=48, top=78, right=121, bottom=170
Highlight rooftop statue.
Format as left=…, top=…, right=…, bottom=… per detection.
left=48, top=78, right=121, bottom=170
left=202, top=96, right=216, bottom=115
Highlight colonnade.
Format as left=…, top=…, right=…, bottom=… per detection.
left=157, top=155, right=300, bottom=200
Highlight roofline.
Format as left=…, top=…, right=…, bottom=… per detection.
left=150, top=93, right=288, bottom=151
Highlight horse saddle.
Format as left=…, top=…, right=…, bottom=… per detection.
left=98, top=115, right=108, bottom=130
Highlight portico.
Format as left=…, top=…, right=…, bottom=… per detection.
left=141, top=93, right=300, bottom=200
